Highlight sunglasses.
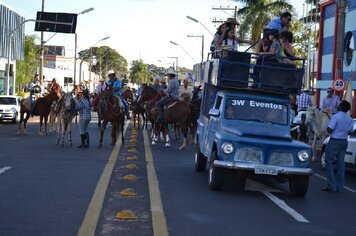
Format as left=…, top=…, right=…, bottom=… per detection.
left=287, top=18, right=291, bottom=21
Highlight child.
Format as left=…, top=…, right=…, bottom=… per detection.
left=221, top=28, right=238, bottom=51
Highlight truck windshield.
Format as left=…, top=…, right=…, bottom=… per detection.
left=225, top=98, right=288, bottom=125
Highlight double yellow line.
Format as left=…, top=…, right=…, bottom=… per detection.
left=77, top=125, right=168, bottom=236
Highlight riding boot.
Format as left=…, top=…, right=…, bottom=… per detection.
left=77, top=134, right=86, bottom=148
left=85, top=132, right=90, bottom=148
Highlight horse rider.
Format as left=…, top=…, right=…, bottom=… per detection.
left=296, top=88, right=312, bottom=112
left=95, top=78, right=107, bottom=95
left=27, top=73, right=41, bottom=115
left=322, top=87, right=340, bottom=115
left=48, top=78, right=61, bottom=94
left=156, top=70, right=180, bottom=123
left=106, top=70, right=129, bottom=115
left=150, top=78, right=163, bottom=93
left=179, top=79, right=192, bottom=102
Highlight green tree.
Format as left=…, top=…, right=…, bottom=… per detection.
left=129, top=59, right=151, bottom=84
left=235, top=0, right=293, bottom=41
left=15, top=35, right=39, bottom=92
left=78, top=46, right=128, bottom=77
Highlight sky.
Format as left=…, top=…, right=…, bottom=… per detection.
left=1, top=0, right=307, bottom=69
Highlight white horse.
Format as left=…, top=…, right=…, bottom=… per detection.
left=56, top=92, right=77, bottom=147
left=305, top=106, right=332, bottom=161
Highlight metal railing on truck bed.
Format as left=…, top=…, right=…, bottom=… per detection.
left=205, top=50, right=305, bottom=95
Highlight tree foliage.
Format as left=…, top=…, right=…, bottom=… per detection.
left=78, top=46, right=128, bottom=77
left=15, top=35, right=39, bottom=92
left=129, top=59, right=152, bottom=84
left=235, top=0, right=293, bottom=41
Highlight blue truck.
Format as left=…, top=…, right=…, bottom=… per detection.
left=195, top=50, right=313, bottom=197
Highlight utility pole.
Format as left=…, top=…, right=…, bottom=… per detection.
left=334, top=0, right=347, bottom=81
left=211, top=6, right=238, bottom=24
left=39, top=0, right=45, bottom=86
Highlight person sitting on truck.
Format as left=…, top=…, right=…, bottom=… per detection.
left=221, top=28, right=239, bottom=51
left=211, top=23, right=227, bottom=52
left=258, top=29, right=295, bottom=65
left=156, top=71, right=180, bottom=123
left=280, top=31, right=295, bottom=58
left=255, top=29, right=272, bottom=53
left=267, top=11, right=292, bottom=33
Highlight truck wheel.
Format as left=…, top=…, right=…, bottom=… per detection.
left=289, top=175, right=309, bottom=197
left=195, top=143, right=207, bottom=172
left=208, top=150, right=224, bottom=191
left=320, top=149, right=326, bottom=169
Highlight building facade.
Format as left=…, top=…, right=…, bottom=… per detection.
left=0, top=3, right=25, bottom=95
left=317, top=0, right=356, bottom=115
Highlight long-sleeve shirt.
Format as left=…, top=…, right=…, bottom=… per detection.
left=95, top=83, right=107, bottom=94
left=296, top=92, right=312, bottom=111
left=75, top=98, right=91, bottom=120
left=165, top=79, right=180, bottom=99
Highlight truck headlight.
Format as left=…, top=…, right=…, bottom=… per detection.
left=297, top=150, right=309, bottom=162
left=222, top=142, right=234, bottom=154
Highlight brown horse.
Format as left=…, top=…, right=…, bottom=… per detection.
left=98, top=88, right=125, bottom=147
left=18, top=91, right=60, bottom=134
left=140, top=87, right=196, bottom=150
left=121, top=88, right=135, bottom=103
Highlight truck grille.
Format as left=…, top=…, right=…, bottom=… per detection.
left=269, top=152, right=294, bottom=166
left=235, top=147, right=262, bottom=164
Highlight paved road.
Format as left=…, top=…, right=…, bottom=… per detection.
left=1, top=119, right=356, bottom=236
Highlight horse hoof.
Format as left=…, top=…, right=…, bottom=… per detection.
left=179, top=145, right=186, bottom=150
left=165, top=143, right=171, bottom=148
left=152, top=141, right=156, bottom=145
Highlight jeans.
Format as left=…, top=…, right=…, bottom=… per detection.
left=325, top=139, right=348, bottom=192
left=79, top=119, right=90, bottom=135
left=156, top=96, right=171, bottom=120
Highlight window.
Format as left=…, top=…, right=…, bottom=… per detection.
left=345, top=31, right=354, bottom=66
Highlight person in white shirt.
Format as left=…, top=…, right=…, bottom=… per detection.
left=95, top=78, right=107, bottom=94
left=179, top=79, right=192, bottom=102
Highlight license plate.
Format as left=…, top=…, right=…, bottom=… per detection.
left=255, top=167, right=278, bottom=175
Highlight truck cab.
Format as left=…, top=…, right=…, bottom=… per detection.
left=195, top=50, right=313, bottom=197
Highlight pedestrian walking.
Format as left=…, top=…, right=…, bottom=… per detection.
left=75, top=90, right=91, bottom=148
left=323, top=100, right=354, bottom=192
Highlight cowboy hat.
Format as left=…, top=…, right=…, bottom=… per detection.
left=107, top=70, right=115, bottom=76
left=164, top=69, right=177, bottom=76
left=225, top=17, right=240, bottom=25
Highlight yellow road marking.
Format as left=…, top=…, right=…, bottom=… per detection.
left=143, top=130, right=169, bottom=236
left=77, top=123, right=128, bottom=236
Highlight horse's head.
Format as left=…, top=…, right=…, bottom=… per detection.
left=305, top=106, right=317, bottom=125
left=63, top=92, right=76, bottom=112
left=139, top=87, right=156, bottom=103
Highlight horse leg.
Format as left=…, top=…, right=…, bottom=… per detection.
left=18, top=111, right=24, bottom=134
left=44, top=116, right=49, bottom=135
left=68, top=121, right=73, bottom=147
left=121, top=117, right=125, bottom=144
left=23, top=114, right=30, bottom=134
left=164, top=124, right=171, bottom=148
left=99, top=121, right=107, bottom=148
left=111, top=123, right=117, bottom=147
left=312, top=134, right=317, bottom=161
left=179, top=124, right=188, bottom=150
left=56, top=118, right=61, bottom=145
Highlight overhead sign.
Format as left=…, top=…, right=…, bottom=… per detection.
left=332, top=78, right=346, bottom=91
left=35, top=12, right=77, bottom=34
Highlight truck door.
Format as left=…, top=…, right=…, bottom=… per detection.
left=204, top=95, right=223, bottom=157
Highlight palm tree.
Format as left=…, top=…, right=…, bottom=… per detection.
left=235, top=0, right=293, bottom=41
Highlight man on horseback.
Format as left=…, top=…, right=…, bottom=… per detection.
left=106, top=70, right=129, bottom=116
left=156, top=71, right=180, bottom=123
left=47, top=78, right=61, bottom=94
left=27, top=73, right=41, bottom=116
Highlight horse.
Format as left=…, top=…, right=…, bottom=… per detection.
left=130, top=99, right=146, bottom=129
left=18, top=91, right=60, bottom=135
left=140, top=87, right=196, bottom=150
left=305, top=106, right=332, bottom=161
left=56, top=92, right=77, bottom=147
left=48, top=100, right=58, bottom=134
left=98, top=88, right=125, bottom=147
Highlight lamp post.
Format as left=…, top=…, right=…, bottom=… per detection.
left=158, top=59, right=174, bottom=70
left=88, top=36, right=110, bottom=89
left=169, top=40, right=198, bottom=64
left=167, top=57, right=178, bottom=72
left=186, top=15, right=214, bottom=37
left=74, top=7, right=94, bottom=86
left=187, top=35, right=204, bottom=82
left=6, top=19, right=72, bottom=95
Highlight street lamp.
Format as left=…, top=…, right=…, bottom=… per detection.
left=6, top=19, right=72, bottom=95
left=158, top=59, right=174, bottom=70
left=186, top=15, right=214, bottom=37
left=187, top=35, right=204, bottom=82
left=169, top=40, right=198, bottom=64
left=74, top=7, right=94, bottom=85
left=166, top=57, right=178, bottom=71
left=88, top=36, right=110, bottom=90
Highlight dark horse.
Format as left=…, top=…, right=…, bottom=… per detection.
left=18, top=91, right=60, bottom=135
left=139, top=86, right=196, bottom=150
left=98, top=88, right=125, bottom=147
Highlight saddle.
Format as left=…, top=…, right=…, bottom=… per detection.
left=163, top=99, right=180, bottom=110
